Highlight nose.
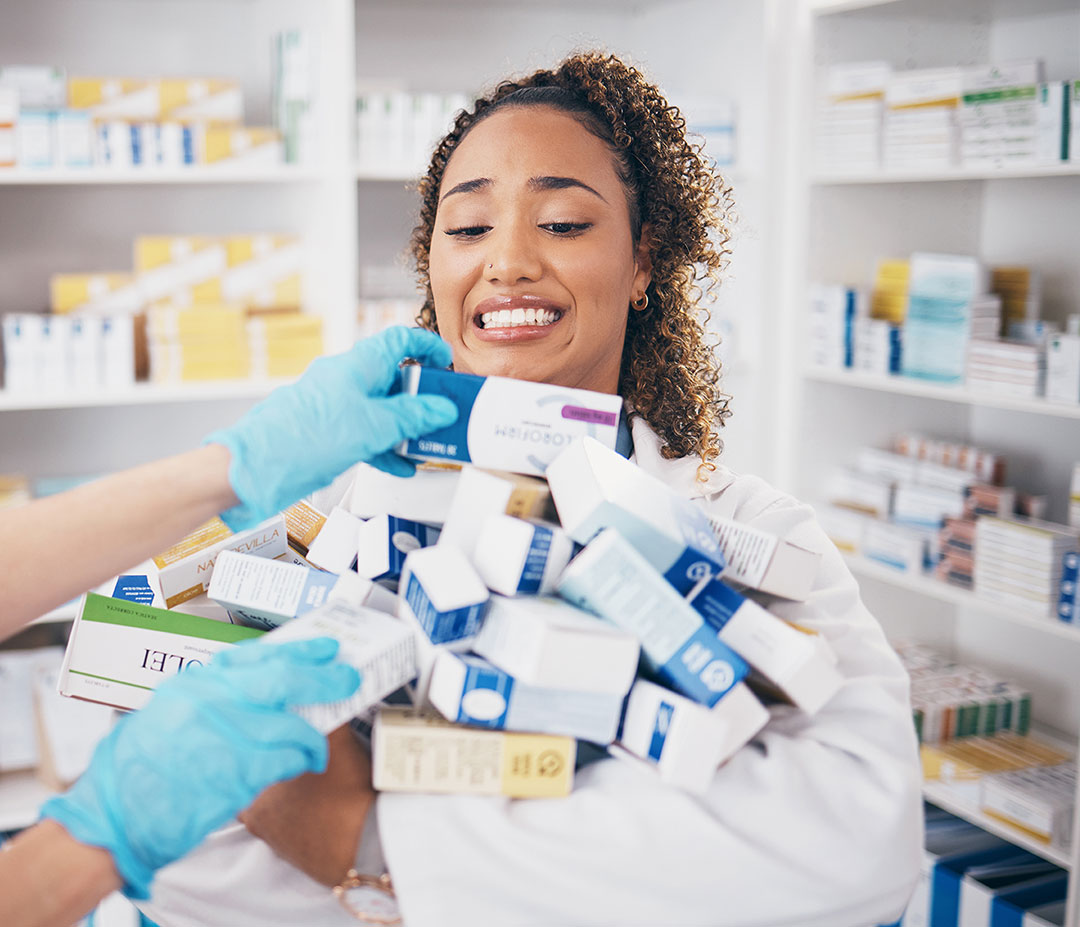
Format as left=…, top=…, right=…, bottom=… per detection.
left=484, top=220, right=543, bottom=285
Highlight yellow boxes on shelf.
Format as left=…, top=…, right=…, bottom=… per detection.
left=158, top=78, right=243, bottom=124
left=50, top=273, right=142, bottom=316
left=199, top=126, right=282, bottom=166
left=68, top=77, right=160, bottom=120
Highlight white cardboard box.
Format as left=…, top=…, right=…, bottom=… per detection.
left=398, top=545, right=489, bottom=646
left=356, top=514, right=439, bottom=581
left=305, top=506, right=363, bottom=574
left=348, top=461, right=463, bottom=527
left=472, top=514, right=574, bottom=596
left=706, top=514, right=821, bottom=601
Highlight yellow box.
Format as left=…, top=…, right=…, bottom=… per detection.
left=158, top=78, right=242, bottom=124
left=50, top=273, right=142, bottom=316
left=147, top=304, right=247, bottom=341
left=199, top=127, right=282, bottom=165
left=68, top=78, right=160, bottom=120
left=282, top=500, right=327, bottom=554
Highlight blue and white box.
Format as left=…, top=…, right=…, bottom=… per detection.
left=399, top=545, right=489, bottom=646
left=428, top=651, right=624, bottom=744
left=356, top=514, right=439, bottom=582
left=959, top=855, right=1064, bottom=927
left=473, top=514, right=574, bottom=596
left=614, top=677, right=768, bottom=795
left=557, top=528, right=747, bottom=707
left=396, top=366, right=623, bottom=477
left=208, top=550, right=394, bottom=630
left=472, top=594, right=639, bottom=696
left=1057, top=551, right=1078, bottom=622
left=686, top=577, right=842, bottom=714
left=547, top=437, right=725, bottom=594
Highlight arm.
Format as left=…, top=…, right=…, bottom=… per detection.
left=0, top=445, right=235, bottom=638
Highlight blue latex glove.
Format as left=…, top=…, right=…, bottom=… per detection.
left=205, top=326, right=457, bottom=529
left=39, top=637, right=360, bottom=900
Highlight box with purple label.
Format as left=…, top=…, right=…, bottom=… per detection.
left=396, top=366, right=622, bottom=477
left=356, top=514, right=439, bottom=581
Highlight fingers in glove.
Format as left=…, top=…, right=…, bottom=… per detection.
left=225, top=659, right=361, bottom=709
left=358, top=327, right=454, bottom=395
left=214, top=636, right=341, bottom=670
left=366, top=450, right=417, bottom=478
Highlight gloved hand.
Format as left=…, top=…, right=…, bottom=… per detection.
left=205, top=326, right=457, bottom=529
left=39, top=637, right=360, bottom=900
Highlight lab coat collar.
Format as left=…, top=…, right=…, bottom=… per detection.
left=627, top=413, right=737, bottom=500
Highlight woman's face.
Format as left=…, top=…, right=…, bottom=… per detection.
left=428, top=105, right=651, bottom=393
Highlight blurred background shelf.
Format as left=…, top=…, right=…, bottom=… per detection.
left=0, top=379, right=296, bottom=412
left=0, top=771, right=58, bottom=832
left=813, top=164, right=1080, bottom=185
left=0, top=166, right=325, bottom=186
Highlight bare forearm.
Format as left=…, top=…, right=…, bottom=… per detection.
left=0, top=819, right=122, bottom=927
left=0, top=444, right=237, bottom=638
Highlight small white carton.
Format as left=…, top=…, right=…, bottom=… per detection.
left=398, top=545, right=489, bottom=646
left=356, top=514, right=439, bottom=581
left=472, top=514, right=574, bottom=596
left=615, top=678, right=769, bottom=795
left=471, top=594, right=639, bottom=696
left=428, top=650, right=624, bottom=744
left=546, top=437, right=725, bottom=594
left=396, top=365, right=623, bottom=476
left=348, top=461, right=463, bottom=526
left=263, top=599, right=418, bottom=734
left=706, top=514, right=821, bottom=601
left=305, top=506, right=363, bottom=574
left=686, top=577, right=842, bottom=714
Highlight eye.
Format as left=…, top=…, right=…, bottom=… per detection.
left=541, top=221, right=592, bottom=236
left=444, top=225, right=490, bottom=238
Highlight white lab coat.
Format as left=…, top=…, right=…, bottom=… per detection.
left=138, top=417, right=923, bottom=927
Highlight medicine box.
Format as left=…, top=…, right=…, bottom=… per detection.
left=0, top=66, right=66, bottom=109
left=264, top=600, right=417, bottom=734
left=372, top=707, right=576, bottom=799
left=396, top=365, right=623, bottom=477
left=198, top=126, right=282, bottom=165
left=399, top=545, right=489, bottom=645
left=348, top=461, right=463, bottom=526
left=1059, top=551, right=1078, bottom=622
left=471, top=594, right=639, bottom=696
left=158, top=78, right=243, bottom=124
left=356, top=514, right=439, bottom=581
left=706, top=514, right=821, bottom=600
left=1046, top=333, right=1080, bottom=404
left=557, top=528, right=748, bottom=707
left=58, top=593, right=264, bottom=711
left=472, top=514, right=574, bottom=596
left=547, top=437, right=725, bottom=594
left=152, top=513, right=286, bottom=609
left=686, top=577, right=841, bottom=714
left=68, top=78, right=161, bottom=120
left=615, top=678, right=769, bottom=795
left=427, top=650, right=624, bottom=744
left=282, top=499, right=326, bottom=555
left=958, top=852, right=1063, bottom=927
left=305, top=506, right=363, bottom=574
left=33, top=660, right=115, bottom=788
left=50, top=273, right=141, bottom=316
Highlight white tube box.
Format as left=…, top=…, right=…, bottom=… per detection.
left=428, top=650, right=624, bottom=744
left=152, top=514, right=287, bottom=609
left=471, top=594, right=639, bottom=696
left=546, top=437, right=725, bottom=594
left=399, top=545, right=489, bottom=645
left=615, top=677, right=769, bottom=795
left=396, top=365, right=623, bottom=476
left=305, top=506, right=363, bottom=574
left=57, top=593, right=264, bottom=711
left=706, top=514, right=821, bottom=601
left=557, top=528, right=748, bottom=707
left=686, top=577, right=842, bottom=714
left=372, top=707, right=576, bottom=799
left=208, top=550, right=395, bottom=630
left=263, top=600, right=418, bottom=734
left=348, top=461, right=463, bottom=527
left=356, top=514, right=440, bottom=581
left=472, top=514, right=574, bottom=596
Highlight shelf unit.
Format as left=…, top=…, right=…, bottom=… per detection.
left=0, top=378, right=296, bottom=412
left=775, top=0, right=1080, bottom=920
left=0, top=166, right=324, bottom=186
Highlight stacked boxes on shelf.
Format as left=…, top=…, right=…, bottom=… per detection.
left=884, top=67, right=963, bottom=171
left=813, top=61, right=889, bottom=174
left=355, top=89, right=469, bottom=177
left=974, top=517, right=1079, bottom=613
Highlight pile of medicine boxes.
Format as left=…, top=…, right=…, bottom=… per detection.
left=822, top=434, right=1080, bottom=619
left=53, top=366, right=847, bottom=800
left=810, top=253, right=1080, bottom=403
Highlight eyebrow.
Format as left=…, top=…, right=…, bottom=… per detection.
left=439, top=175, right=608, bottom=205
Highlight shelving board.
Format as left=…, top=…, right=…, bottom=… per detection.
left=843, top=553, right=1080, bottom=643
left=0, top=166, right=324, bottom=186
left=0, top=378, right=297, bottom=412
left=809, top=0, right=901, bottom=13
left=0, top=770, right=57, bottom=832
left=356, top=167, right=420, bottom=183
left=805, top=367, right=1080, bottom=420
left=813, top=164, right=1080, bottom=185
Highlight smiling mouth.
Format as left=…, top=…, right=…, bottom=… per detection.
left=477, top=307, right=564, bottom=329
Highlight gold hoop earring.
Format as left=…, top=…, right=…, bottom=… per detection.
left=632, top=293, right=649, bottom=311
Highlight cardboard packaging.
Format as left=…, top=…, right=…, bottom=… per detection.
left=427, top=650, right=624, bottom=744
left=208, top=550, right=394, bottom=630
left=1046, top=333, right=1080, bottom=404
left=152, top=514, right=287, bottom=609
left=557, top=529, right=748, bottom=707
left=32, top=661, right=114, bottom=788
left=50, top=273, right=141, bottom=316
left=981, top=761, right=1077, bottom=847
left=399, top=545, right=489, bottom=646
left=614, top=677, right=769, bottom=795
left=198, top=126, right=282, bottom=166
left=372, top=707, right=576, bottom=799
left=547, top=437, right=725, bottom=594
left=0, top=87, right=16, bottom=168
left=348, top=461, right=463, bottom=526
left=0, top=66, right=66, bottom=109
left=396, top=365, right=623, bottom=476
left=305, top=507, right=363, bottom=574
left=472, top=514, right=574, bottom=596
left=1059, top=551, right=1078, bottom=623
left=282, top=499, right=326, bottom=556
left=686, top=577, right=842, bottom=714
left=958, top=855, right=1064, bottom=927
left=471, top=594, right=639, bottom=696
left=57, top=593, right=264, bottom=711
left=706, top=514, right=821, bottom=601
left=0, top=648, right=64, bottom=772
left=158, top=78, right=243, bottom=124
left=356, top=514, right=440, bottom=581
left=264, top=600, right=417, bottom=734
left=68, top=78, right=161, bottom=120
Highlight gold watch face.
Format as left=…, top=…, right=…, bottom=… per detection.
left=337, top=882, right=401, bottom=925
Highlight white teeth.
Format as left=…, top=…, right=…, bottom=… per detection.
left=497, top=309, right=512, bottom=327
left=511, top=308, right=525, bottom=324
left=524, top=307, right=537, bottom=324
left=478, top=307, right=561, bottom=329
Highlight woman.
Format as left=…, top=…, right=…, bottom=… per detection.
left=139, top=52, right=922, bottom=927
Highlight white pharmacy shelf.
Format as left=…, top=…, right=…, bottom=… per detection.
left=813, top=164, right=1080, bottom=186
left=30, top=602, right=79, bottom=627
left=0, top=165, right=324, bottom=186
left=0, top=378, right=296, bottom=412
left=0, top=770, right=57, bottom=833
left=355, top=166, right=420, bottom=183
left=805, top=367, right=1080, bottom=420
left=843, top=554, right=1080, bottom=644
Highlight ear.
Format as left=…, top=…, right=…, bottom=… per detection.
left=632, top=223, right=654, bottom=295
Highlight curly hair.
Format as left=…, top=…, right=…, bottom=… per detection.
left=410, top=51, right=734, bottom=472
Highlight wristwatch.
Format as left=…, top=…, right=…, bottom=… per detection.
left=332, top=869, right=401, bottom=925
